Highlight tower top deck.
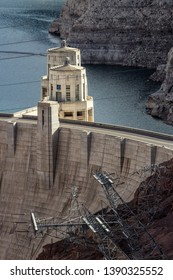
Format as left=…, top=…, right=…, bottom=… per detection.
left=47, top=40, right=80, bottom=53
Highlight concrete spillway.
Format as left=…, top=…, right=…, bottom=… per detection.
left=0, top=102, right=173, bottom=259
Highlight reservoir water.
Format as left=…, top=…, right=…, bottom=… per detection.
left=0, top=0, right=172, bottom=134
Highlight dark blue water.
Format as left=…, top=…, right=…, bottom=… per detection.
left=0, top=0, right=172, bottom=134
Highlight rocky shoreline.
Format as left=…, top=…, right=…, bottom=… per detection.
left=146, top=48, right=173, bottom=125
left=49, top=0, right=173, bottom=125
left=49, top=0, right=173, bottom=68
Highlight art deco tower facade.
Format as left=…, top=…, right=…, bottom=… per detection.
left=41, top=40, right=94, bottom=122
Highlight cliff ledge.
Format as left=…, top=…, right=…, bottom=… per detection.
left=49, top=0, right=173, bottom=67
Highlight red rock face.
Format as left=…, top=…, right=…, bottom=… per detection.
left=37, top=159, right=173, bottom=260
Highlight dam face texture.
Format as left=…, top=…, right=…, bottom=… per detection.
left=0, top=101, right=173, bottom=259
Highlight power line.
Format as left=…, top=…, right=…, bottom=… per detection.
left=0, top=38, right=49, bottom=47
left=0, top=67, right=151, bottom=87
left=0, top=91, right=133, bottom=112
left=0, top=50, right=46, bottom=61
left=0, top=89, right=142, bottom=112
left=0, top=50, right=46, bottom=56
left=0, top=54, right=39, bottom=61
left=0, top=80, right=40, bottom=87
left=0, top=96, right=111, bottom=112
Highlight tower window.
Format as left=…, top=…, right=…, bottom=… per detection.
left=42, top=87, right=47, bottom=98
left=57, top=84, right=61, bottom=90
left=66, top=85, right=71, bottom=101
left=56, top=92, right=62, bottom=102
left=64, top=112, right=73, bottom=117
left=83, top=83, right=86, bottom=100
left=77, top=111, right=83, bottom=116
left=75, top=84, right=79, bottom=101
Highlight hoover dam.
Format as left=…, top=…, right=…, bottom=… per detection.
left=0, top=101, right=173, bottom=259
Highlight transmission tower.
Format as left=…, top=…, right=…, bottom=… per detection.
left=81, top=205, right=129, bottom=260
left=30, top=186, right=129, bottom=260
left=93, top=171, right=166, bottom=259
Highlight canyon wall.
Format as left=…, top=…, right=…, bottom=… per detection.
left=50, top=0, right=173, bottom=68
left=146, top=47, right=173, bottom=125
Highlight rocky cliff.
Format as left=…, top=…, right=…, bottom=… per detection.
left=49, top=0, right=173, bottom=68
left=146, top=47, right=173, bottom=125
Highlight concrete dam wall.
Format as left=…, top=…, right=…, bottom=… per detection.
left=0, top=102, right=173, bottom=259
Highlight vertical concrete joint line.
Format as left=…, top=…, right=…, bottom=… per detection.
left=87, top=132, right=92, bottom=165
left=7, top=121, right=17, bottom=156
left=48, top=106, right=52, bottom=188
left=151, top=145, right=157, bottom=166
left=52, top=128, right=59, bottom=183
left=120, top=138, right=126, bottom=174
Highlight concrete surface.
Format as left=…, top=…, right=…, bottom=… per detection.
left=0, top=108, right=173, bottom=259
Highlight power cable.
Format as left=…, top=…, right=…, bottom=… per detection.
left=0, top=54, right=41, bottom=61
left=0, top=38, right=49, bottom=46
left=0, top=80, right=40, bottom=87
left=0, top=67, right=151, bottom=87
left=0, top=50, right=46, bottom=61
left=0, top=50, right=46, bottom=56
left=0, top=89, right=144, bottom=113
